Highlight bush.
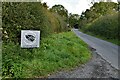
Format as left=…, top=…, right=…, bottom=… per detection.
left=82, top=13, right=119, bottom=39
left=2, top=2, right=68, bottom=43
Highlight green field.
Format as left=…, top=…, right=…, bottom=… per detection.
left=2, top=32, right=91, bottom=78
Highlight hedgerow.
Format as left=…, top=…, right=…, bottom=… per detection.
left=82, top=13, right=119, bottom=40
left=2, top=2, right=68, bottom=43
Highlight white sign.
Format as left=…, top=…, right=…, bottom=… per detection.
left=21, top=30, right=40, bottom=48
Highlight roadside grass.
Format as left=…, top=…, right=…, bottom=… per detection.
left=79, top=13, right=119, bottom=46
left=86, top=32, right=120, bottom=46
left=80, top=30, right=120, bottom=46
left=0, top=41, right=2, bottom=77
left=2, top=32, right=91, bottom=78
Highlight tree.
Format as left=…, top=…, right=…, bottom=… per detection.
left=50, top=5, right=68, bottom=18
left=79, top=2, right=118, bottom=29
left=42, top=2, right=48, bottom=9
left=68, top=13, right=80, bottom=28
left=91, top=2, right=118, bottom=16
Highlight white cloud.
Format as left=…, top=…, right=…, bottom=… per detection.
left=112, top=0, right=118, bottom=2
left=75, top=0, right=91, bottom=14
left=42, top=0, right=90, bottom=15
left=42, top=0, right=118, bottom=15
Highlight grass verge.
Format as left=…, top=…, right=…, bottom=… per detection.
left=80, top=30, right=120, bottom=46
left=2, top=32, right=91, bottom=78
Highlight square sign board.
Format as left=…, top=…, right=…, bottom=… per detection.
left=21, top=30, right=40, bottom=48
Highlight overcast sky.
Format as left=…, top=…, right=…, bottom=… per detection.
left=41, top=0, right=118, bottom=15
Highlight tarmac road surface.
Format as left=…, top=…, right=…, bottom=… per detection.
left=72, top=29, right=119, bottom=70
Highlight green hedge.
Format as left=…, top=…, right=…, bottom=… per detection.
left=82, top=13, right=119, bottom=39
left=2, top=2, right=68, bottom=43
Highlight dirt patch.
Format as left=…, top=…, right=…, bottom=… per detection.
left=48, top=47, right=118, bottom=78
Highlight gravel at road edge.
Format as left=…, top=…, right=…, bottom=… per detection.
left=48, top=47, right=118, bottom=78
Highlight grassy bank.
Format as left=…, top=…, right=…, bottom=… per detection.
left=80, top=13, right=119, bottom=46
left=2, top=32, right=91, bottom=78
left=80, top=30, right=120, bottom=46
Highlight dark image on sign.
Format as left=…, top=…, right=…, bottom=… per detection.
left=25, top=35, right=35, bottom=42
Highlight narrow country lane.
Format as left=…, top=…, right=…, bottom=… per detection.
left=49, top=29, right=119, bottom=78
left=72, top=29, right=119, bottom=70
